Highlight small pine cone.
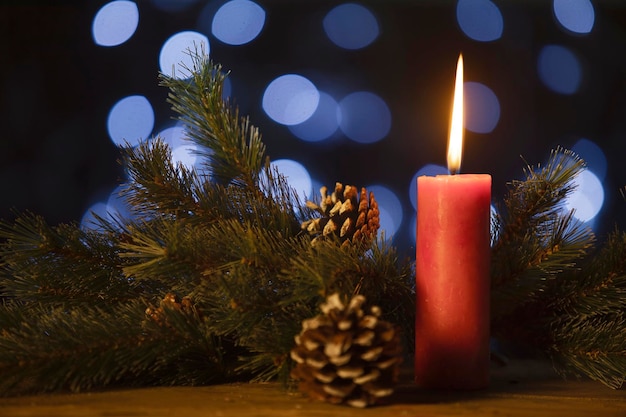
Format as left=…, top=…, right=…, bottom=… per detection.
left=301, top=183, right=380, bottom=248
left=290, top=293, right=402, bottom=408
left=144, top=292, right=199, bottom=327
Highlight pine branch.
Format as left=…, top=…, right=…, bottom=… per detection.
left=158, top=45, right=265, bottom=188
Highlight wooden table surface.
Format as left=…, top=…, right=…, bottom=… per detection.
left=1, top=361, right=624, bottom=417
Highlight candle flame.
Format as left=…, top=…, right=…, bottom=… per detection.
left=447, top=54, right=464, bottom=175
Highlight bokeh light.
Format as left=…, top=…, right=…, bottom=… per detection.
left=366, top=184, right=402, bottom=237
left=271, top=159, right=312, bottom=198
left=456, top=0, right=503, bottom=42
left=262, top=74, right=320, bottom=126
left=92, top=1, right=139, bottom=47
left=572, top=138, right=607, bottom=180
left=464, top=82, right=500, bottom=134
left=159, top=31, right=210, bottom=78
left=288, top=92, right=340, bottom=142
left=338, top=91, right=391, bottom=144
left=537, top=44, right=582, bottom=94
left=409, top=164, right=448, bottom=210
left=80, top=202, right=109, bottom=231
left=565, top=169, right=604, bottom=223
left=553, top=0, right=595, bottom=34
left=211, top=0, right=265, bottom=46
left=323, top=3, right=379, bottom=50
left=107, top=95, right=155, bottom=147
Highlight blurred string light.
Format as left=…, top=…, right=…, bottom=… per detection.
left=323, top=3, right=379, bottom=50
left=107, top=95, right=154, bottom=147
left=262, top=74, right=320, bottom=125
left=456, top=0, right=503, bottom=42
left=157, top=124, right=208, bottom=170
left=464, top=82, right=500, bottom=134
left=211, top=0, right=265, bottom=45
left=566, top=169, right=604, bottom=223
left=271, top=159, right=313, bottom=199
left=553, top=0, right=595, bottom=34
left=92, top=0, right=139, bottom=47
left=159, top=31, right=210, bottom=78
left=366, top=185, right=402, bottom=237
left=339, top=91, right=391, bottom=144
left=537, top=45, right=582, bottom=94
left=288, top=92, right=340, bottom=142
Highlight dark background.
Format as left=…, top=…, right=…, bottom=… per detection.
left=1, top=0, right=625, bottom=256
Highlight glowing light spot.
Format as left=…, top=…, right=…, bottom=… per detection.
left=553, top=0, right=594, bottom=34
left=107, top=95, right=155, bottom=146
left=456, top=0, right=503, bottom=42
left=339, top=91, right=391, bottom=144
left=366, top=185, right=402, bottom=236
left=271, top=159, right=312, bottom=198
left=323, top=3, right=379, bottom=50
left=158, top=124, right=187, bottom=149
left=572, top=138, right=607, bottom=180
left=289, top=92, right=340, bottom=142
left=262, top=75, right=320, bottom=125
left=172, top=144, right=201, bottom=169
left=464, top=82, right=500, bottom=134
left=92, top=1, right=139, bottom=47
left=538, top=45, right=581, bottom=95
left=212, top=0, right=265, bottom=45
left=409, top=164, right=448, bottom=210
left=107, top=185, right=133, bottom=220
left=565, top=170, right=604, bottom=222
left=151, top=0, right=199, bottom=12
left=159, top=31, right=210, bottom=78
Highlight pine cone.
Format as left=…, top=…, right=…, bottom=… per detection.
left=290, top=293, right=402, bottom=408
left=145, top=292, right=198, bottom=327
left=301, top=183, right=380, bottom=248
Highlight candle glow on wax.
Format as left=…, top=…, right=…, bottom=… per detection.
left=448, top=54, right=464, bottom=174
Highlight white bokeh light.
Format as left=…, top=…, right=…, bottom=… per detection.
left=92, top=1, right=139, bottom=47
left=271, top=159, right=312, bottom=198
left=159, top=31, right=210, bottom=78
left=107, top=95, right=155, bottom=147
left=212, top=0, right=265, bottom=45
left=262, top=75, right=320, bottom=126
left=537, top=44, right=582, bottom=95
left=565, top=169, right=604, bottom=223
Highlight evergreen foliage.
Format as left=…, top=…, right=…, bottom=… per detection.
left=0, top=48, right=623, bottom=396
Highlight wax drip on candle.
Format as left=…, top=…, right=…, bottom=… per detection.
left=447, top=54, right=464, bottom=175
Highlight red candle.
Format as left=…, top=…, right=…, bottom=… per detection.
left=414, top=55, right=491, bottom=389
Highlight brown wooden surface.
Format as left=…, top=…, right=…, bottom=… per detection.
left=1, top=362, right=624, bottom=417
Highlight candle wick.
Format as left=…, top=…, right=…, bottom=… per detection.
left=449, top=168, right=459, bottom=175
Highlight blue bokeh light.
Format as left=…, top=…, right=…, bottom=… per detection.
left=464, top=82, right=500, bottom=134
left=572, top=138, right=607, bottom=180
left=553, top=0, right=595, bottom=34
left=537, top=44, right=582, bottom=95
left=159, top=31, right=210, bottom=78
left=339, top=91, right=391, bottom=144
left=288, top=92, right=340, bottom=142
left=92, top=1, right=139, bottom=47
left=107, top=95, right=155, bottom=147
left=409, top=164, right=448, bottom=210
left=212, top=0, right=265, bottom=46
left=456, top=0, right=503, bottom=42
left=271, top=159, right=313, bottom=199
left=262, top=74, right=320, bottom=126
left=323, top=3, right=379, bottom=50
left=366, top=184, right=402, bottom=237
